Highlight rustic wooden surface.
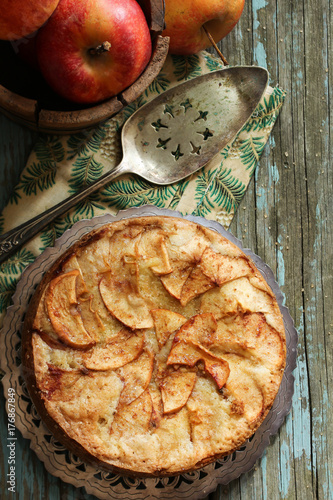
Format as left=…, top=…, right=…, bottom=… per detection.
left=0, top=0, right=332, bottom=497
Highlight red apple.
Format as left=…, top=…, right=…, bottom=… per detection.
left=162, top=0, right=245, bottom=55
left=0, top=0, right=60, bottom=40
left=36, top=0, right=152, bottom=104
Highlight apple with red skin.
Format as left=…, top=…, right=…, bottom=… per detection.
left=36, top=0, right=152, bottom=104
left=162, top=0, right=245, bottom=55
left=0, top=0, right=60, bottom=40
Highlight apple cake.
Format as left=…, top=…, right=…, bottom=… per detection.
left=22, top=216, right=286, bottom=476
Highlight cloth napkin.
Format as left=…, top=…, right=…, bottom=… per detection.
left=0, top=51, right=286, bottom=324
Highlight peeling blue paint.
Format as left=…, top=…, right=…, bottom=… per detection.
left=291, top=307, right=312, bottom=472
left=254, top=42, right=267, bottom=68
left=253, top=0, right=268, bottom=67
left=275, top=231, right=286, bottom=295
left=269, top=163, right=280, bottom=185
left=255, top=184, right=267, bottom=211
left=261, top=452, right=268, bottom=499
left=279, top=438, right=291, bottom=497
left=312, top=383, right=333, bottom=498
left=276, top=250, right=285, bottom=290
left=293, top=383, right=312, bottom=458
left=255, top=160, right=280, bottom=212
left=253, top=0, right=268, bottom=26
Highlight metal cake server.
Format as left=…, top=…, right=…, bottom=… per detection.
left=0, top=66, right=268, bottom=263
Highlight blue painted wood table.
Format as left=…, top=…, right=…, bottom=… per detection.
left=0, top=0, right=332, bottom=498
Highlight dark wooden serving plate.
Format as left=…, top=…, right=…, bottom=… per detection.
left=0, top=0, right=169, bottom=134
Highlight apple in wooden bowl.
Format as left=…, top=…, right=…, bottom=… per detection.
left=0, top=0, right=169, bottom=134
left=0, top=0, right=60, bottom=40
left=162, top=0, right=244, bottom=56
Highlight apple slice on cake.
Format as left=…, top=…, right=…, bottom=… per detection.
left=167, top=314, right=230, bottom=390
left=160, top=229, right=210, bottom=299
left=99, top=266, right=153, bottom=329
left=199, top=247, right=253, bottom=285
left=84, top=328, right=144, bottom=371
left=45, top=270, right=95, bottom=349
left=118, top=350, right=154, bottom=405
left=110, top=389, right=153, bottom=436
left=151, top=309, right=187, bottom=348
left=136, top=229, right=172, bottom=275
left=159, top=370, right=197, bottom=414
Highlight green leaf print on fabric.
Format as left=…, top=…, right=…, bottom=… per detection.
left=34, top=136, right=66, bottom=164
left=39, top=229, right=56, bottom=252
left=68, top=156, right=104, bottom=193
left=66, top=123, right=110, bottom=161
left=213, top=168, right=247, bottom=211
left=8, top=187, right=22, bottom=206
left=220, top=144, right=231, bottom=161
left=0, top=248, right=35, bottom=276
left=203, top=52, right=224, bottom=72
left=239, top=137, right=266, bottom=176
left=146, top=72, right=170, bottom=96
left=245, top=87, right=286, bottom=133
left=194, top=166, right=246, bottom=216
left=101, top=177, right=178, bottom=210
left=71, top=196, right=104, bottom=218
left=194, top=167, right=219, bottom=204
left=14, top=136, right=65, bottom=197
left=168, top=179, right=191, bottom=210
left=17, top=162, right=57, bottom=196
left=171, top=54, right=202, bottom=81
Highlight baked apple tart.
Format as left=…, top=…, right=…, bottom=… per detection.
left=22, top=216, right=286, bottom=476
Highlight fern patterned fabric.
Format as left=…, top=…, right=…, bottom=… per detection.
left=0, top=52, right=285, bottom=318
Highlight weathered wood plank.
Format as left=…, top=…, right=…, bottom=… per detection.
left=0, top=114, right=37, bottom=211
left=206, top=0, right=332, bottom=498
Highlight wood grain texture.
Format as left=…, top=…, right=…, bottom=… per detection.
left=0, top=0, right=332, bottom=498
left=0, top=115, right=37, bottom=209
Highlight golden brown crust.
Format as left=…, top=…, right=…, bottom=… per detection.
left=22, top=216, right=286, bottom=476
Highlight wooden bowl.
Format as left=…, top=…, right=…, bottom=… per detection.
left=0, top=0, right=169, bottom=134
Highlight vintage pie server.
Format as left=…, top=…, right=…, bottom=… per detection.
left=0, top=66, right=268, bottom=263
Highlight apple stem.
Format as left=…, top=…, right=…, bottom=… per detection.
left=203, top=26, right=229, bottom=66
left=88, top=41, right=111, bottom=56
